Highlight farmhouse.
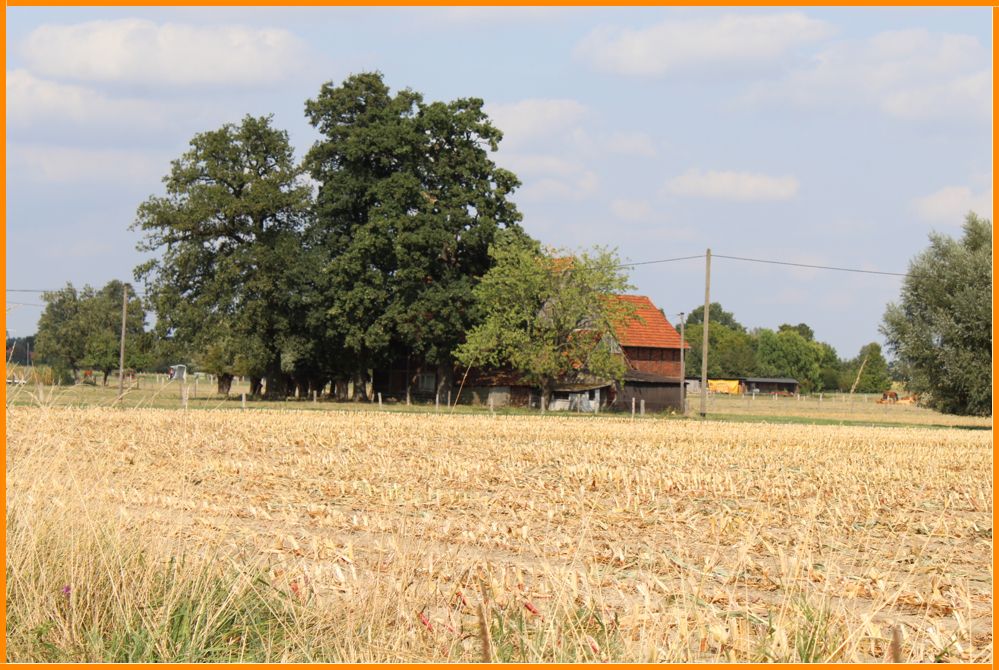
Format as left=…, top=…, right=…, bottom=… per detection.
left=611, top=295, right=689, bottom=412
left=456, top=294, right=689, bottom=412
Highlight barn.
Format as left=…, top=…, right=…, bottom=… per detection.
left=609, top=295, right=689, bottom=412
left=742, top=377, right=800, bottom=395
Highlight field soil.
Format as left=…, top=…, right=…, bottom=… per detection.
left=6, top=407, right=993, bottom=662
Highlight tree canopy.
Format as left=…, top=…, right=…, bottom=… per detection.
left=34, top=281, right=148, bottom=384
left=303, top=72, right=528, bottom=397
left=882, top=213, right=992, bottom=415
left=133, top=115, right=312, bottom=397
left=685, top=302, right=744, bottom=331
left=840, top=342, right=891, bottom=394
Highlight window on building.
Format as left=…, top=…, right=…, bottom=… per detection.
left=418, top=372, right=436, bottom=392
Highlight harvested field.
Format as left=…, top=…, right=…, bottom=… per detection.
left=6, top=407, right=993, bottom=662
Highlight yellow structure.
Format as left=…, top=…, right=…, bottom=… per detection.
left=708, top=379, right=742, bottom=394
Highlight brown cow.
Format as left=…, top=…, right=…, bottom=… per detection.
left=881, top=390, right=898, bottom=403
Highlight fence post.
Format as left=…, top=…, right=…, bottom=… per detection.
left=378, top=392, right=382, bottom=408
left=489, top=397, right=494, bottom=415
left=436, top=393, right=440, bottom=412
left=313, top=390, right=317, bottom=404
left=640, top=398, right=645, bottom=416
left=631, top=397, right=636, bottom=418
left=447, top=391, right=452, bottom=408
left=242, top=393, right=246, bottom=410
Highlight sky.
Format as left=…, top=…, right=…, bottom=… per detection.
left=5, top=7, right=993, bottom=359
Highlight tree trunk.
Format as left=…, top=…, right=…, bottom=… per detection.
left=436, top=361, right=454, bottom=399
left=102, top=370, right=110, bottom=386
left=351, top=369, right=369, bottom=402
left=249, top=376, right=263, bottom=397
left=334, top=378, right=348, bottom=401
left=265, top=374, right=288, bottom=399
left=217, top=373, right=234, bottom=396
left=541, top=379, right=555, bottom=413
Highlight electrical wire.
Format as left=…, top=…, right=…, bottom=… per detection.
left=712, top=254, right=907, bottom=277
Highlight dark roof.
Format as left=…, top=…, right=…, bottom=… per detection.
left=623, top=369, right=683, bottom=384
left=743, top=377, right=799, bottom=384
left=611, top=295, right=689, bottom=349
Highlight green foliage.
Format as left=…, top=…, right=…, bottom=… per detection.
left=841, top=342, right=891, bottom=394
left=881, top=213, right=992, bottom=415
left=34, top=281, right=149, bottom=383
left=133, top=115, right=312, bottom=397
left=5, top=335, right=36, bottom=366
left=456, top=236, right=634, bottom=403
left=755, top=329, right=821, bottom=392
left=683, top=323, right=756, bottom=378
left=813, top=341, right=842, bottom=392
left=33, top=285, right=84, bottom=378
left=304, top=72, right=528, bottom=387
left=779, top=322, right=815, bottom=341
left=685, top=302, right=745, bottom=331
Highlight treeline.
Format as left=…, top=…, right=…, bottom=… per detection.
left=680, top=303, right=891, bottom=393
left=37, top=73, right=529, bottom=397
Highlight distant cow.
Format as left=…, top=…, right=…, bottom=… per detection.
left=881, top=390, right=898, bottom=403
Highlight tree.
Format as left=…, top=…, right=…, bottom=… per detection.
left=779, top=322, right=815, bottom=341
left=841, top=342, right=891, bottom=394
left=755, top=328, right=821, bottom=391
left=5, top=334, right=36, bottom=366
left=882, top=213, right=992, bottom=415
left=813, top=341, right=842, bottom=391
left=34, top=284, right=84, bottom=381
left=35, top=281, right=148, bottom=385
left=685, top=302, right=744, bottom=331
left=133, top=115, right=312, bottom=398
left=304, top=72, right=528, bottom=399
left=683, top=323, right=756, bottom=378
left=456, top=237, right=634, bottom=409
left=77, top=281, right=148, bottom=386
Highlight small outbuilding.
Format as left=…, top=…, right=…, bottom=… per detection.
left=616, top=369, right=683, bottom=413
left=742, top=377, right=800, bottom=395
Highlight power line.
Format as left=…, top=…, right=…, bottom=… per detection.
left=617, top=254, right=705, bottom=268
left=712, top=254, right=907, bottom=277
left=4, top=250, right=910, bottom=297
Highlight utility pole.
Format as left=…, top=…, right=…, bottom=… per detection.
left=117, top=284, right=128, bottom=399
left=700, top=249, right=711, bottom=417
left=678, top=312, right=685, bottom=414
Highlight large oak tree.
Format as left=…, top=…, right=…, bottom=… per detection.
left=133, top=115, right=312, bottom=397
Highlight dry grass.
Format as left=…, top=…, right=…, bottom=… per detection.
left=698, top=392, right=993, bottom=428
left=6, top=407, right=992, bottom=662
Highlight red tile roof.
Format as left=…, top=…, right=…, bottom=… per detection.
left=611, top=295, right=689, bottom=349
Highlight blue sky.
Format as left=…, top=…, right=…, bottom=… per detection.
left=5, top=7, right=992, bottom=359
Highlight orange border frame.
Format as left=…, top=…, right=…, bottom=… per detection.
left=1, top=3, right=994, bottom=669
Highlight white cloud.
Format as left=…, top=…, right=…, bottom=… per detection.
left=520, top=170, right=599, bottom=202
left=487, top=98, right=588, bottom=149
left=610, top=198, right=654, bottom=221
left=603, top=131, right=658, bottom=157
left=665, top=169, right=798, bottom=201
left=913, top=184, right=993, bottom=224
left=6, top=69, right=169, bottom=128
left=21, top=19, right=306, bottom=86
left=499, top=153, right=583, bottom=178
left=574, top=12, right=831, bottom=77
left=9, top=143, right=168, bottom=185
left=746, top=29, right=991, bottom=123
left=433, top=7, right=560, bottom=24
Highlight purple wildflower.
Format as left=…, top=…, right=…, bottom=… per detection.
left=61, top=585, right=71, bottom=597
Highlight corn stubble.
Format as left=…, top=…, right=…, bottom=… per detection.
left=6, top=407, right=992, bottom=662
